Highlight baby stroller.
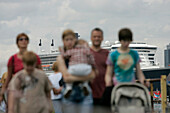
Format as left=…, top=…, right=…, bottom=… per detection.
left=111, top=82, right=151, bottom=113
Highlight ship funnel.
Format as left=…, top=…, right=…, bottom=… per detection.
left=39, top=39, right=42, bottom=46
left=38, top=39, right=43, bottom=54
left=51, top=39, right=54, bottom=46
left=50, top=39, right=55, bottom=53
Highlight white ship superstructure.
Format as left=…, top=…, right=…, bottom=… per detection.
left=38, top=33, right=80, bottom=74
left=38, top=39, right=60, bottom=74
left=110, top=41, right=159, bottom=69
left=39, top=39, right=160, bottom=73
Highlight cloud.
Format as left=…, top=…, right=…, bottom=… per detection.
left=57, top=0, right=80, bottom=22
left=143, top=0, right=164, bottom=5
left=98, top=19, right=107, bottom=25
left=0, top=0, right=170, bottom=67
left=0, top=16, right=30, bottom=27
left=163, top=25, right=170, bottom=32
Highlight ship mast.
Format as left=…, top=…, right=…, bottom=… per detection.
left=38, top=39, right=42, bottom=54
left=50, top=39, right=55, bottom=53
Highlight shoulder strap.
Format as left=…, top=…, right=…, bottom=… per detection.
left=12, top=55, right=15, bottom=74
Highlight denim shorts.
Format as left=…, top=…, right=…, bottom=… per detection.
left=62, top=85, right=93, bottom=113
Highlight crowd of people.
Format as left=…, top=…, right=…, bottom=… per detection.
left=0, top=27, right=149, bottom=113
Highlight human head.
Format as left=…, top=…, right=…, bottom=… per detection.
left=62, top=29, right=77, bottom=50
left=52, top=61, right=59, bottom=72
left=91, top=27, right=103, bottom=47
left=77, top=39, right=89, bottom=47
left=118, top=28, right=133, bottom=41
left=22, top=51, right=37, bottom=74
left=0, top=72, right=8, bottom=84
left=16, top=33, right=29, bottom=48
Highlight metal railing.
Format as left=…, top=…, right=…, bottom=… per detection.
left=143, top=75, right=167, bottom=113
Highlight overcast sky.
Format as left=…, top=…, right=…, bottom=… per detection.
left=0, top=0, right=170, bottom=74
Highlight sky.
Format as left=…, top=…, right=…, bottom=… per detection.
left=0, top=0, right=170, bottom=75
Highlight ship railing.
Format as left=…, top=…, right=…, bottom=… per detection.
left=137, top=75, right=167, bottom=113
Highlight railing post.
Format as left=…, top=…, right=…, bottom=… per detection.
left=150, top=83, right=154, bottom=110
left=161, top=75, right=167, bottom=113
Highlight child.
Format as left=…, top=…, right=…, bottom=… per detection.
left=61, top=39, right=96, bottom=98
left=8, top=51, right=53, bottom=113
left=0, top=72, right=8, bottom=112
left=0, top=72, right=8, bottom=85
left=48, top=61, right=63, bottom=113
left=105, top=28, right=149, bottom=87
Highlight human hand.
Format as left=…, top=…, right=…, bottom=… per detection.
left=58, top=46, right=64, bottom=53
left=88, top=70, right=95, bottom=80
left=144, top=79, right=150, bottom=88
left=8, top=110, right=14, bottom=113
left=53, top=87, right=62, bottom=95
left=57, top=87, right=63, bottom=94
left=138, top=78, right=150, bottom=88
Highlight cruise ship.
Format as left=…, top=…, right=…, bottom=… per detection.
left=103, top=41, right=160, bottom=70
left=38, top=33, right=80, bottom=74
left=39, top=39, right=160, bottom=74
left=38, top=39, right=60, bottom=75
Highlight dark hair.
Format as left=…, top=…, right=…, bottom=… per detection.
left=91, top=27, right=103, bottom=37
left=118, top=28, right=133, bottom=41
left=16, top=33, right=29, bottom=46
left=62, top=29, right=76, bottom=40
left=22, top=51, right=37, bottom=66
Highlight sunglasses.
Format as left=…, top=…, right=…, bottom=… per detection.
left=18, top=37, right=29, bottom=41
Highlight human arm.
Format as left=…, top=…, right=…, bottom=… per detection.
left=7, top=91, right=15, bottom=113
left=87, top=49, right=96, bottom=69
left=7, top=75, right=20, bottom=113
left=59, top=46, right=71, bottom=59
left=136, top=63, right=149, bottom=87
left=45, top=78, right=53, bottom=113
left=46, top=92, right=53, bottom=113
left=105, top=65, right=114, bottom=87
left=61, top=50, right=71, bottom=58
left=57, top=55, right=95, bottom=83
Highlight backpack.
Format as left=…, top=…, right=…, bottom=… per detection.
left=111, top=82, right=151, bottom=113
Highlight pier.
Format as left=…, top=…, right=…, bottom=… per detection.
left=1, top=68, right=170, bottom=113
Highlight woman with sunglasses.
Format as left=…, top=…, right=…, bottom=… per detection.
left=0, top=33, right=42, bottom=104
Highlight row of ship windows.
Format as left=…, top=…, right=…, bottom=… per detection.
left=140, top=58, right=154, bottom=60
left=139, top=54, right=154, bottom=56
left=112, top=47, right=157, bottom=50
left=40, top=57, right=57, bottom=60
left=41, top=59, right=57, bottom=62
left=42, top=66, right=52, bottom=71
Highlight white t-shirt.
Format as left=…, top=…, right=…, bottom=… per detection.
left=48, top=72, right=63, bottom=100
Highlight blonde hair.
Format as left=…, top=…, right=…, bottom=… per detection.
left=22, top=51, right=37, bottom=65
left=77, top=39, right=88, bottom=45
left=0, top=72, right=8, bottom=84
left=52, top=61, right=58, bottom=72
